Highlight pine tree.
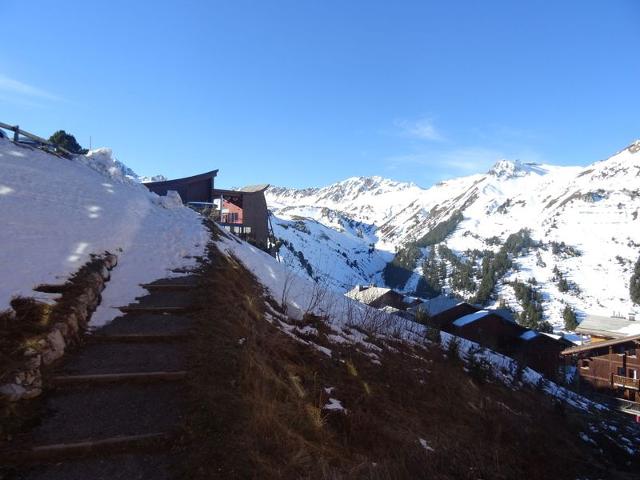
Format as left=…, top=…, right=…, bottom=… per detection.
left=49, top=130, right=87, bottom=154
left=563, top=305, right=578, bottom=330
left=631, top=253, right=640, bottom=304
left=558, top=277, right=569, bottom=293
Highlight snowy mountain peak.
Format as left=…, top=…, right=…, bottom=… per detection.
left=487, top=159, right=546, bottom=179
left=335, top=175, right=416, bottom=195
left=626, top=140, right=640, bottom=154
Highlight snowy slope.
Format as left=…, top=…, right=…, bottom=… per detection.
left=271, top=207, right=391, bottom=289
left=0, top=138, right=208, bottom=326
left=266, top=141, right=640, bottom=329
left=215, top=229, right=620, bottom=421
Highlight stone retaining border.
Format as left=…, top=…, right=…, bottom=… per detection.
left=0, top=253, right=118, bottom=402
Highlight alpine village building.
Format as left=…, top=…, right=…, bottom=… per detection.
left=425, top=303, right=573, bottom=380
left=143, top=170, right=270, bottom=249
left=561, top=335, right=640, bottom=402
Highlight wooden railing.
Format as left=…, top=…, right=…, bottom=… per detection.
left=0, top=121, right=71, bottom=156
left=612, top=374, right=640, bottom=390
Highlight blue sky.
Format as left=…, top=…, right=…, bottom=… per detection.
left=1, top=1, right=639, bottom=189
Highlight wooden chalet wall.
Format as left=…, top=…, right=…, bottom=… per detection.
left=428, top=303, right=479, bottom=330
left=567, top=339, right=640, bottom=401
left=240, top=189, right=269, bottom=249
left=370, top=291, right=406, bottom=310
left=519, top=335, right=571, bottom=379
left=450, top=314, right=524, bottom=358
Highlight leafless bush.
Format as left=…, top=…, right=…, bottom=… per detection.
left=279, top=256, right=298, bottom=316
left=304, top=273, right=331, bottom=317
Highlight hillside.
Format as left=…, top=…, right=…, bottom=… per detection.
left=266, top=141, right=640, bottom=331
left=180, top=225, right=640, bottom=479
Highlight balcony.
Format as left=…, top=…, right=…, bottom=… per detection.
left=612, top=374, right=640, bottom=390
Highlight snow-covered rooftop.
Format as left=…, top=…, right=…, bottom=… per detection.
left=453, top=310, right=491, bottom=327
left=520, top=330, right=538, bottom=341
left=345, top=286, right=394, bottom=305
left=576, top=314, right=640, bottom=338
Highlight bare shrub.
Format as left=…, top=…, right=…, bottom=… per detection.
left=305, top=273, right=331, bottom=317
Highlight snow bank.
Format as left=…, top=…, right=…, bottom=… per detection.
left=0, top=138, right=208, bottom=325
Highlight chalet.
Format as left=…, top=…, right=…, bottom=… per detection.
left=448, top=310, right=525, bottom=358
left=561, top=335, right=640, bottom=401
left=143, top=173, right=270, bottom=249
left=345, top=286, right=407, bottom=310
left=575, top=313, right=640, bottom=342
left=518, top=331, right=574, bottom=379
left=426, top=304, right=571, bottom=379
left=425, top=302, right=480, bottom=330
left=212, top=185, right=270, bottom=249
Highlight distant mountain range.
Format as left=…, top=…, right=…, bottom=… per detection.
left=266, top=140, right=640, bottom=331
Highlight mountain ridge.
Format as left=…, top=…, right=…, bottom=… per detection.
left=267, top=140, right=640, bottom=332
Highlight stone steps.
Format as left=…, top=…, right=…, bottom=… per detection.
left=49, top=371, right=188, bottom=386
left=117, top=305, right=193, bottom=314
left=6, top=274, right=200, bottom=475
left=16, top=452, right=178, bottom=480
left=86, top=333, right=189, bottom=343
left=93, top=313, right=194, bottom=337
left=56, top=342, right=187, bottom=376
left=15, top=432, right=176, bottom=463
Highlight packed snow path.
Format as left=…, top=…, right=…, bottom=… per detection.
left=6, top=275, right=200, bottom=480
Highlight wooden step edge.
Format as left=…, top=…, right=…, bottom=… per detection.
left=86, top=333, right=189, bottom=343
left=117, top=305, right=193, bottom=314
left=4, top=432, right=176, bottom=464
left=141, top=283, right=196, bottom=291
left=49, top=371, right=189, bottom=386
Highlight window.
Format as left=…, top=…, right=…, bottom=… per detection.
left=617, top=367, right=625, bottom=376
left=581, top=360, right=590, bottom=369
left=629, top=368, right=638, bottom=380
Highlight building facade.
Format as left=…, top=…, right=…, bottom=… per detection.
left=561, top=335, right=640, bottom=401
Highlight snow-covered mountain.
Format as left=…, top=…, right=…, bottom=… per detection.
left=267, top=141, right=640, bottom=330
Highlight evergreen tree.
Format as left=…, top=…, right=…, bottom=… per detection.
left=49, top=130, right=87, bottom=154
left=563, top=305, right=579, bottom=330
left=537, top=320, right=554, bottom=333
left=630, top=253, right=640, bottom=304
left=416, top=247, right=442, bottom=298
left=558, top=277, right=569, bottom=293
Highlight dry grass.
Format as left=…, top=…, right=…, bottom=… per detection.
left=182, top=238, right=639, bottom=479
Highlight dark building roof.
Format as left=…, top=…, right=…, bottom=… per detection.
left=561, top=334, right=640, bottom=356
left=143, top=170, right=218, bottom=189
left=144, top=170, right=218, bottom=204
left=428, top=302, right=480, bottom=329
